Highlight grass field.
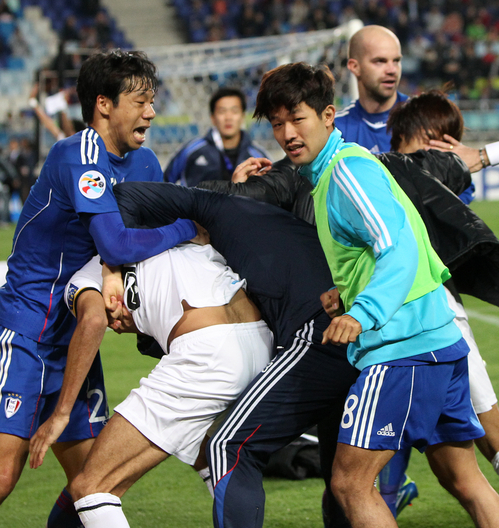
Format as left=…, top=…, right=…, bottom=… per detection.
left=1, top=201, right=499, bottom=527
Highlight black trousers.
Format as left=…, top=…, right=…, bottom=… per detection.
left=207, top=311, right=358, bottom=528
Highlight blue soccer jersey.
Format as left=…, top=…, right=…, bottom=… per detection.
left=0, top=128, right=163, bottom=346
left=335, top=92, right=409, bottom=154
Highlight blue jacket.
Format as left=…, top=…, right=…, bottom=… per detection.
left=164, top=128, right=269, bottom=186
left=301, top=129, right=463, bottom=370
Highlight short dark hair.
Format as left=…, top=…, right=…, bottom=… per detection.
left=253, top=62, right=335, bottom=121
left=77, top=49, right=159, bottom=124
left=72, top=119, right=86, bottom=133
left=209, top=87, right=246, bottom=114
left=388, top=90, right=464, bottom=151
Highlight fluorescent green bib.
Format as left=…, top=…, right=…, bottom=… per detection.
left=311, top=146, right=450, bottom=311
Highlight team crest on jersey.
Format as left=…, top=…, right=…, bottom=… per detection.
left=5, top=393, right=22, bottom=419
left=79, top=170, right=106, bottom=199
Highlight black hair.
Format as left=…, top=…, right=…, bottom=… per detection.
left=254, top=62, right=335, bottom=121
left=77, top=49, right=159, bottom=124
left=209, top=87, right=246, bottom=114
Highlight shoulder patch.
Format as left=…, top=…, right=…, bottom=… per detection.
left=79, top=170, right=106, bottom=199
left=66, top=282, right=79, bottom=315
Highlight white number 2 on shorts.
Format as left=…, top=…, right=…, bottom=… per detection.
left=87, top=388, right=108, bottom=423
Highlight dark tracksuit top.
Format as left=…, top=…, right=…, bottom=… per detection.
left=114, top=181, right=358, bottom=528
left=115, top=181, right=332, bottom=347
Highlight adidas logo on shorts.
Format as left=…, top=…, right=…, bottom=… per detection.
left=377, top=423, right=396, bottom=437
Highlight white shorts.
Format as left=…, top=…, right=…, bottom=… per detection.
left=115, top=320, right=273, bottom=465
left=445, top=288, right=497, bottom=414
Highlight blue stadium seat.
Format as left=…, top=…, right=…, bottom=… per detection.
left=0, top=22, right=15, bottom=42
left=6, top=56, right=25, bottom=70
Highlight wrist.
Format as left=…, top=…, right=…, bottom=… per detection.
left=479, top=148, right=488, bottom=169
left=52, top=408, right=71, bottom=420
left=28, top=97, right=39, bottom=109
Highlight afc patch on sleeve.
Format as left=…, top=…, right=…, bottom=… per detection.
left=79, top=170, right=106, bottom=199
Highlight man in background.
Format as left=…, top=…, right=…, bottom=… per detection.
left=336, top=24, right=497, bottom=194
left=334, top=25, right=407, bottom=154
left=164, top=87, right=269, bottom=186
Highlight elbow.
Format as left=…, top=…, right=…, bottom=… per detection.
left=85, top=311, right=108, bottom=333
left=96, top=243, right=127, bottom=267
left=97, top=250, right=121, bottom=268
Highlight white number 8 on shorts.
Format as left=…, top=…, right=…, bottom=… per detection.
left=341, top=394, right=359, bottom=429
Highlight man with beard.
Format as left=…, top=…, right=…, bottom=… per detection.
left=334, top=25, right=407, bottom=155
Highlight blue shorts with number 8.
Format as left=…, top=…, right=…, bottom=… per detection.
left=337, top=354, right=484, bottom=452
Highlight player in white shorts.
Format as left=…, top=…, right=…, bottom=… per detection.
left=67, top=244, right=273, bottom=528
left=444, top=287, right=499, bottom=475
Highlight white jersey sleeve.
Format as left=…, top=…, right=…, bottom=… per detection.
left=64, top=255, right=103, bottom=317
left=485, top=141, right=499, bottom=166
left=131, top=243, right=246, bottom=350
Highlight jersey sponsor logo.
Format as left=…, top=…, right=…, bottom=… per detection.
left=377, top=423, right=395, bottom=437
left=5, top=393, right=22, bottom=418
left=79, top=170, right=106, bottom=199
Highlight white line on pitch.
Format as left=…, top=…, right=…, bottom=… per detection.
left=466, top=309, right=499, bottom=327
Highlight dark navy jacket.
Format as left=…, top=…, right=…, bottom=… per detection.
left=164, top=128, right=269, bottom=186
left=114, top=182, right=333, bottom=347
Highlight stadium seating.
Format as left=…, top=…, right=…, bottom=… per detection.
left=0, top=1, right=128, bottom=137
left=20, top=0, right=130, bottom=48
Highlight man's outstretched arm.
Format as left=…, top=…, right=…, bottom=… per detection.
left=114, top=181, right=200, bottom=229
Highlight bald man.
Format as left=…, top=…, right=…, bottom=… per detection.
left=335, top=25, right=408, bottom=154
left=332, top=25, right=414, bottom=520
left=335, top=24, right=495, bottom=182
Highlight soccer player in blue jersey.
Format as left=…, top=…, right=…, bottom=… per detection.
left=334, top=25, right=408, bottom=155
left=0, top=49, right=198, bottom=527
left=250, top=61, right=499, bottom=528
left=336, top=24, right=499, bottom=182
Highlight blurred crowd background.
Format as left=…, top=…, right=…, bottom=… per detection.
left=0, top=0, right=498, bottom=223
left=175, top=0, right=499, bottom=100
